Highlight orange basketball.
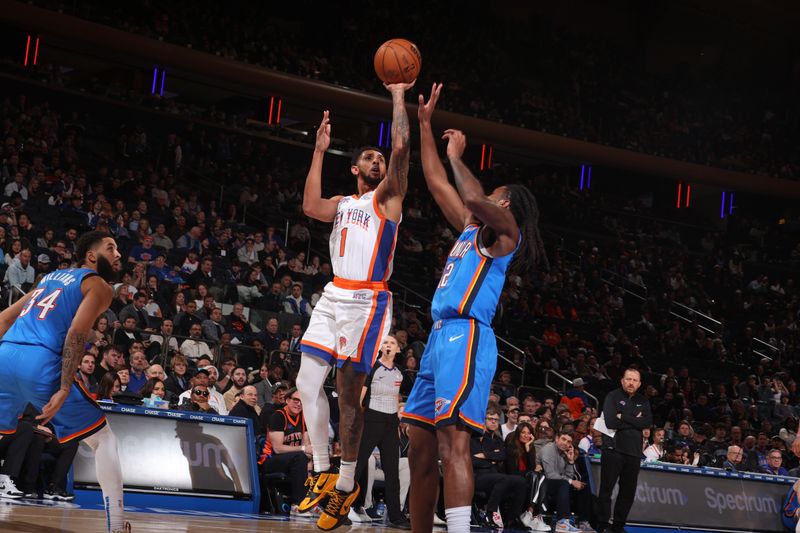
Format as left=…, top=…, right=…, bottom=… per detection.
left=374, top=38, right=422, bottom=84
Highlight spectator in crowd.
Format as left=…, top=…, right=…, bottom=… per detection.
left=149, top=318, right=179, bottom=355
left=260, top=382, right=289, bottom=429
left=283, top=282, right=312, bottom=317
left=258, top=387, right=311, bottom=514
left=286, top=323, right=303, bottom=354
left=96, top=372, right=122, bottom=402
left=226, top=302, right=253, bottom=341
left=176, top=300, right=203, bottom=336
left=643, top=427, right=666, bottom=463
left=713, top=445, right=745, bottom=471
left=164, top=354, right=191, bottom=395
left=502, top=404, right=520, bottom=439
left=118, top=292, right=151, bottom=331
left=127, top=351, right=149, bottom=393
left=202, top=307, right=226, bottom=343
left=540, top=428, right=593, bottom=533
left=222, top=367, right=249, bottom=412
left=180, top=323, right=214, bottom=363
left=178, top=381, right=217, bottom=413
left=471, top=406, right=530, bottom=530
left=229, top=385, right=263, bottom=436
left=77, top=353, right=98, bottom=393
left=4, top=248, right=34, bottom=302
left=113, top=317, right=142, bottom=356
left=763, top=449, right=789, bottom=476
left=259, top=317, right=281, bottom=352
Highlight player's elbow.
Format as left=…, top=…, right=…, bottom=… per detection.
left=392, top=139, right=410, bottom=158
left=302, top=201, right=318, bottom=219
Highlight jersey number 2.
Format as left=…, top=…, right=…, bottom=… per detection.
left=19, top=288, right=63, bottom=319
left=438, top=263, right=455, bottom=288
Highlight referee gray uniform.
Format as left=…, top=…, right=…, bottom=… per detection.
left=354, top=361, right=404, bottom=521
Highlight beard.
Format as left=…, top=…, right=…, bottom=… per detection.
left=360, top=167, right=383, bottom=188
left=96, top=255, right=116, bottom=283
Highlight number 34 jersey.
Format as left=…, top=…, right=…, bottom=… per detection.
left=2, top=268, right=99, bottom=354
left=330, top=191, right=400, bottom=282
left=432, top=224, right=517, bottom=326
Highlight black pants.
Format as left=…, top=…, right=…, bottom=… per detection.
left=0, top=422, right=33, bottom=478
left=474, top=471, right=527, bottom=517
left=261, top=451, right=308, bottom=505
left=21, top=434, right=80, bottom=492
left=543, top=478, right=591, bottom=522
left=597, top=449, right=641, bottom=529
left=354, top=409, right=401, bottom=521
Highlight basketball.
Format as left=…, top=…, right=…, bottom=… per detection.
left=373, top=38, right=422, bottom=84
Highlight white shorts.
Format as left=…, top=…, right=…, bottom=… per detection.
left=299, top=278, right=392, bottom=374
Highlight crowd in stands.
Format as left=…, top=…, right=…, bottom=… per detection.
left=33, top=0, right=800, bottom=180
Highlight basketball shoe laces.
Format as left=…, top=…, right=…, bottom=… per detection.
left=323, top=489, right=346, bottom=517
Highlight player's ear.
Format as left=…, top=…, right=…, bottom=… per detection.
left=498, top=198, right=510, bottom=209
left=350, top=165, right=359, bottom=177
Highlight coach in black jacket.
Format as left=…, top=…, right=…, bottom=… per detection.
left=597, top=367, right=652, bottom=533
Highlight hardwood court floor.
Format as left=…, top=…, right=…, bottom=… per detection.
left=0, top=498, right=391, bottom=533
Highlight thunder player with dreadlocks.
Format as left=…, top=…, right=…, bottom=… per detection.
left=403, top=84, right=548, bottom=533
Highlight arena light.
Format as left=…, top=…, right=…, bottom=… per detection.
left=729, top=192, right=734, bottom=215
left=579, top=164, right=585, bottom=190
left=159, top=69, right=166, bottom=96
left=151, top=67, right=158, bottom=94
left=720, top=191, right=726, bottom=219
left=23, top=35, right=39, bottom=67
left=587, top=165, right=592, bottom=188
left=268, top=96, right=274, bottom=124
left=685, top=184, right=691, bottom=208
left=377, top=122, right=384, bottom=147
left=480, top=144, right=486, bottom=170
left=480, top=144, right=493, bottom=171
left=276, top=98, right=282, bottom=125
left=33, top=36, right=39, bottom=65
left=676, top=182, right=682, bottom=209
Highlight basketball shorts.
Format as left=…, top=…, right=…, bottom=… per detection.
left=300, top=278, right=392, bottom=375
left=0, top=342, right=106, bottom=443
left=403, top=318, right=497, bottom=433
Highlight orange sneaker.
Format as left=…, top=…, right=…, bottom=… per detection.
left=298, top=471, right=338, bottom=513
left=316, top=483, right=360, bottom=531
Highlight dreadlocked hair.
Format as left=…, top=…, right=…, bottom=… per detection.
left=505, top=184, right=549, bottom=274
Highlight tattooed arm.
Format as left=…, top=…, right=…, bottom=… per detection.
left=38, top=276, right=113, bottom=424
left=377, top=81, right=414, bottom=217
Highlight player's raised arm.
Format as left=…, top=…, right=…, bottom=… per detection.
left=444, top=129, right=519, bottom=254
left=38, top=276, right=112, bottom=424
left=379, top=82, right=414, bottom=206
left=303, top=111, right=343, bottom=222
left=417, top=84, right=470, bottom=230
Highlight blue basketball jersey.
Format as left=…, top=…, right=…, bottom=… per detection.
left=2, top=268, right=98, bottom=354
left=431, top=224, right=517, bottom=325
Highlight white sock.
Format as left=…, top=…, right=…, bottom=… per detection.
left=83, top=425, right=124, bottom=532
left=445, top=506, right=471, bottom=533
left=336, top=460, right=356, bottom=492
left=297, top=353, right=332, bottom=472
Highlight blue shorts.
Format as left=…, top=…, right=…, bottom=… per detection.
left=0, top=342, right=106, bottom=443
left=402, top=318, right=497, bottom=433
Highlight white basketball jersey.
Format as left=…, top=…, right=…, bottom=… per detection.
left=329, top=191, right=400, bottom=282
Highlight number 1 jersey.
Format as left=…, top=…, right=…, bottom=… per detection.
left=330, top=191, right=399, bottom=282
left=2, top=268, right=99, bottom=354
left=432, top=224, right=517, bottom=326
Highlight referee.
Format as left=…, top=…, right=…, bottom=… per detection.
left=351, top=335, right=410, bottom=529
left=597, top=367, right=652, bottom=533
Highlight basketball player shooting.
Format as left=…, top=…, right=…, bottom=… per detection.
left=296, top=81, right=413, bottom=530
left=402, top=83, right=548, bottom=533
left=0, top=231, right=128, bottom=533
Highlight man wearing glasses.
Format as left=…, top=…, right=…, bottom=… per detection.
left=714, top=445, right=744, bottom=471
left=178, top=382, right=217, bottom=414
left=259, top=387, right=313, bottom=515
left=763, top=449, right=789, bottom=476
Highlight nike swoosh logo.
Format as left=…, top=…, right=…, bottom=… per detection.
left=449, top=334, right=465, bottom=342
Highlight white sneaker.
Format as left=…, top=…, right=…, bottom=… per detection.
left=578, top=521, right=596, bottom=532
left=0, top=475, right=23, bottom=499
left=490, top=511, right=504, bottom=529
left=555, top=518, right=581, bottom=533
left=432, top=512, right=447, bottom=526
left=531, top=515, right=552, bottom=531
left=290, top=504, right=318, bottom=519
left=348, top=506, right=373, bottom=523
left=520, top=510, right=535, bottom=528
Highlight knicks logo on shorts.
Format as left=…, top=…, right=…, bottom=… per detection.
left=339, top=336, right=348, bottom=351
left=435, top=397, right=452, bottom=416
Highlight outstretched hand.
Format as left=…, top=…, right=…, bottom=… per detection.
left=384, top=80, right=416, bottom=95
left=417, top=83, right=443, bottom=124
left=442, top=129, right=467, bottom=160
left=315, top=111, right=331, bottom=152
